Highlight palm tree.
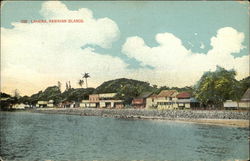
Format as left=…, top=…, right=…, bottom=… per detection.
left=82, top=73, right=90, bottom=88
left=78, top=79, right=84, bottom=88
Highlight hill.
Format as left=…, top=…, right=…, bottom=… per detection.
left=94, top=78, right=156, bottom=104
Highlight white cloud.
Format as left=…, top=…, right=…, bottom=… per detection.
left=1, top=1, right=127, bottom=95
left=210, top=27, right=245, bottom=55
left=122, top=27, right=249, bottom=87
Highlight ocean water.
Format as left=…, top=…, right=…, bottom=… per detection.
left=0, top=112, right=249, bottom=160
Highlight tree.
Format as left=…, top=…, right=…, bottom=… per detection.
left=94, top=78, right=155, bottom=104
left=152, top=84, right=158, bottom=89
left=115, top=84, right=142, bottom=104
left=61, top=88, right=94, bottom=102
left=0, top=92, right=16, bottom=110
left=32, top=86, right=62, bottom=104
left=194, top=66, right=239, bottom=108
left=19, top=96, right=30, bottom=104
left=82, top=73, right=90, bottom=88
left=78, top=79, right=84, bottom=87
left=29, top=91, right=43, bottom=105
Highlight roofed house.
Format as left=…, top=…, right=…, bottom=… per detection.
left=223, top=100, right=238, bottom=109
left=36, top=101, right=48, bottom=108
left=155, top=90, right=179, bottom=110
left=224, top=88, right=250, bottom=110
left=47, top=100, right=54, bottom=107
left=81, top=93, right=124, bottom=109
left=146, top=94, right=158, bottom=109
left=80, top=100, right=93, bottom=108
left=176, top=92, right=199, bottom=109
left=239, top=88, right=250, bottom=109
left=132, top=92, right=153, bottom=108
left=58, top=99, right=76, bottom=108
left=99, top=93, right=124, bottom=109
left=89, top=94, right=100, bottom=108
left=12, top=103, right=27, bottom=110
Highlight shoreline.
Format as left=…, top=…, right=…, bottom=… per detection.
left=172, top=119, right=249, bottom=128
left=26, top=108, right=250, bottom=128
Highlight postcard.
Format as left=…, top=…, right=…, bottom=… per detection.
left=0, top=1, right=249, bottom=160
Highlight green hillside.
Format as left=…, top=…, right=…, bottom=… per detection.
left=94, top=78, right=156, bottom=104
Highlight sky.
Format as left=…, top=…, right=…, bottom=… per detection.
left=1, top=1, right=249, bottom=96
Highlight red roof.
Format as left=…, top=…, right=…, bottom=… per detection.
left=176, top=92, right=191, bottom=99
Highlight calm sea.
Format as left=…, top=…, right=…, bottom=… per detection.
left=0, top=112, right=249, bottom=160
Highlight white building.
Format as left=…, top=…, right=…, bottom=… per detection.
left=36, top=101, right=48, bottom=108
left=80, top=100, right=96, bottom=108
left=47, top=100, right=54, bottom=107
left=81, top=93, right=124, bottom=108
left=239, top=88, right=250, bottom=109
left=12, top=103, right=27, bottom=109
left=223, top=100, right=238, bottom=109
left=155, top=90, right=179, bottom=110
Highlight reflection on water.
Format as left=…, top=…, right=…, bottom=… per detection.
left=0, top=112, right=249, bottom=160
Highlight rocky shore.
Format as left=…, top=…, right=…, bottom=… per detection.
left=30, top=108, right=249, bottom=127
left=33, top=108, right=249, bottom=122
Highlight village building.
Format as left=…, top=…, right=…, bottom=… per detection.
left=239, top=88, right=250, bottom=110
left=223, top=88, right=250, bottom=110
left=132, top=92, right=153, bottom=108
left=80, top=93, right=124, bottom=109
left=98, top=93, right=124, bottom=108
left=238, top=88, right=250, bottom=109
left=58, top=100, right=75, bottom=108
left=223, top=100, right=238, bottom=110
left=36, top=101, right=48, bottom=108
left=12, top=103, right=27, bottom=110
left=155, top=90, right=179, bottom=110
left=89, top=94, right=100, bottom=108
left=176, top=92, right=199, bottom=109
left=47, top=100, right=54, bottom=107
left=80, top=100, right=97, bottom=108
left=146, top=94, right=158, bottom=109
left=145, top=90, right=199, bottom=110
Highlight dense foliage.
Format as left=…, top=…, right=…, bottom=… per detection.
left=0, top=92, right=17, bottom=110
left=28, top=86, right=61, bottom=104
left=61, top=88, right=95, bottom=102
left=94, top=78, right=156, bottom=104
left=27, top=86, right=95, bottom=105
left=0, top=92, right=11, bottom=98
left=194, top=66, right=248, bottom=108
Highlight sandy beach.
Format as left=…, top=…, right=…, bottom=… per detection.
left=173, top=119, right=249, bottom=128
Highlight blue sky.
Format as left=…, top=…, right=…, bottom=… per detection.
left=1, top=1, right=249, bottom=95
left=2, top=1, right=249, bottom=66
